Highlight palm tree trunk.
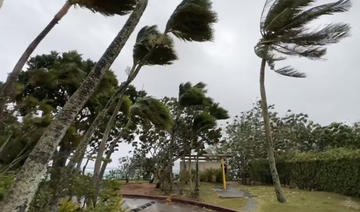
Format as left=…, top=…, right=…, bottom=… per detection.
left=259, top=58, right=286, bottom=203
left=69, top=80, right=130, bottom=171
left=0, top=1, right=147, bottom=211
left=0, top=1, right=72, bottom=118
left=0, top=0, right=4, bottom=9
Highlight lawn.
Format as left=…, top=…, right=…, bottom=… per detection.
left=199, top=183, right=248, bottom=210
left=238, top=184, right=360, bottom=212
left=189, top=182, right=360, bottom=212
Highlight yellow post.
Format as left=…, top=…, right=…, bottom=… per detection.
left=221, top=158, right=227, bottom=190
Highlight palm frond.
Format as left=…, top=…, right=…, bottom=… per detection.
left=165, top=0, right=217, bottom=41
left=262, top=0, right=314, bottom=35
left=274, top=66, right=306, bottom=78
left=282, top=23, right=350, bottom=46
left=120, top=95, right=132, bottom=117
left=209, top=103, right=229, bottom=120
left=193, top=112, right=216, bottom=132
left=133, top=25, right=177, bottom=65
left=74, top=0, right=137, bottom=16
left=286, top=0, right=351, bottom=31
left=273, top=44, right=327, bottom=59
left=129, top=97, right=174, bottom=131
left=179, top=82, right=207, bottom=107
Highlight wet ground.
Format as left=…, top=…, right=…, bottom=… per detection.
left=123, top=198, right=215, bottom=212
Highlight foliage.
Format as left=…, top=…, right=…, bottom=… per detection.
left=0, top=174, right=14, bottom=201
left=59, top=200, right=79, bottom=212
left=200, top=168, right=222, bottom=183
left=255, top=0, right=351, bottom=77
left=249, top=148, right=360, bottom=197
left=129, top=97, right=174, bottom=131
left=166, top=0, right=217, bottom=41
left=133, top=25, right=177, bottom=65
left=75, top=0, right=137, bottom=16
left=220, top=102, right=360, bottom=180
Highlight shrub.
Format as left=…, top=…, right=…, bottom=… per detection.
left=200, top=168, right=223, bottom=183
left=0, top=173, right=14, bottom=201
left=249, top=148, right=360, bottom=197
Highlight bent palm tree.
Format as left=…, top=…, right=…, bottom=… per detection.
left=0, top=0, right=137, bottom=120
left=0, top=1, right=147, bottom=211
left=255, top=0, right=351, bottom=203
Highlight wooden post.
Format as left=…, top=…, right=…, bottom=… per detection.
left=221, top=157, right=226, bottom=190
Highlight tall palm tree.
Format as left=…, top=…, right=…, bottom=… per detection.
left=0, top=0, right=137, bottom=120
left=255, top=0, right=351, bottom=203
left=0, top=1, right=147, bottom=211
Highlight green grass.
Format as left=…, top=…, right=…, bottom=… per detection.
left=238, top=185, right=360, bottom=212
left=199, top=183, right=247, bottom=210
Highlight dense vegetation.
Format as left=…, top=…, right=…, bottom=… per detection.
left=0, top=0, right=355, bottom=211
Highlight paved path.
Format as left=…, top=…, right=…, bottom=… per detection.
left=213, top=184, right=258, bottom=212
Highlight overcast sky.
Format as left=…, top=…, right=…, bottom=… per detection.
left=1, top=0, right=359, bottom=169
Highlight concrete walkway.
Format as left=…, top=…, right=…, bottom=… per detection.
left=213, top=184, right=258, bottom=212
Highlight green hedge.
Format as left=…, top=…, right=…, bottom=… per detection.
left=249, top=148, right=360, bottom=197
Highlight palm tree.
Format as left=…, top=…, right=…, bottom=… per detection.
left=0, top=0, right=137, bottom=120
left=0, top=1, right=148, bottom=211
left=255, top=0, right=351, bottom=203
left=0, top=0, right=3, bottom=9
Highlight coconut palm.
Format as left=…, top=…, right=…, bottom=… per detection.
left=255, top=0, right=351, bottom=203
left=0, top=0, right=137, bottom=120
left=0, top=1, right=147, bottom=211
left=70, top=0, right=217, bottom=173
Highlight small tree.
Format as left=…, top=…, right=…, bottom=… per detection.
left=0, top=0, right=137, bottom=118
left=255, top=0, right=351, bottom=202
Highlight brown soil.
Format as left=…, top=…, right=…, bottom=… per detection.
left=119, top=183, right=163, bottom=196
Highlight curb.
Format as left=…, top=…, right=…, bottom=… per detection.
left=121, top=193, right=241, bottom=212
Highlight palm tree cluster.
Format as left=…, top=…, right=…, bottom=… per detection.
left=0, top=0, right=353, bottom=210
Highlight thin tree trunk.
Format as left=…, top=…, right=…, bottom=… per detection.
left=0, top=2, right=147, bottom=211
left=69, top=80, right=130, bottom=171
left=0, top=0, right=3, bottom=9
left=82, top=154, right=91, bottom=175
left=193, top=152, right=199, bottom=198
left=259, top=58, right=286, bottom=203
left=0, top=133, right=12, bottom=154
left=0, top=1, right=71, bottom=119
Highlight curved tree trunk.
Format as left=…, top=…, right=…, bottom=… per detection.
left=0, top=1, right=148, bottom=211
left=0, top=1, right=72, bottom=119
left=259, top=58, right=286, bottom=203
left=69, top=80, right=130, bottom=171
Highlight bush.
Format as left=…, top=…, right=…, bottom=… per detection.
left=249, top=148, right=360, bottom=197
left=0, top=173, right=14, bottom=201
left=200, top=168, right=223, bottom=183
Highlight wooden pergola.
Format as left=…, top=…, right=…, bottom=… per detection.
left=181, top=154, right=232, bottom=190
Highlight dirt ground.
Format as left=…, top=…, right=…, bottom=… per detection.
left=119, top=183, right=163, bottom=196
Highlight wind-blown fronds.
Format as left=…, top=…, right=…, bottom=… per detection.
left=274, top=66, right=306, bottom=78
left=208, top=103, right=229, bottom=120
left=179, top=82, right=207, bottom=107
left=165, top=0, right=217, bottom=41
left=193, top=112, right=216, bottom=132
left=256, top=0, right=351, bottom=77
left=120, top=95, right=132, bottom=117
left=74, top=0, right=137, bottom=16
left=129, top=97, right=174, bottom=131
left=133, top=25, right=177, bottom=65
